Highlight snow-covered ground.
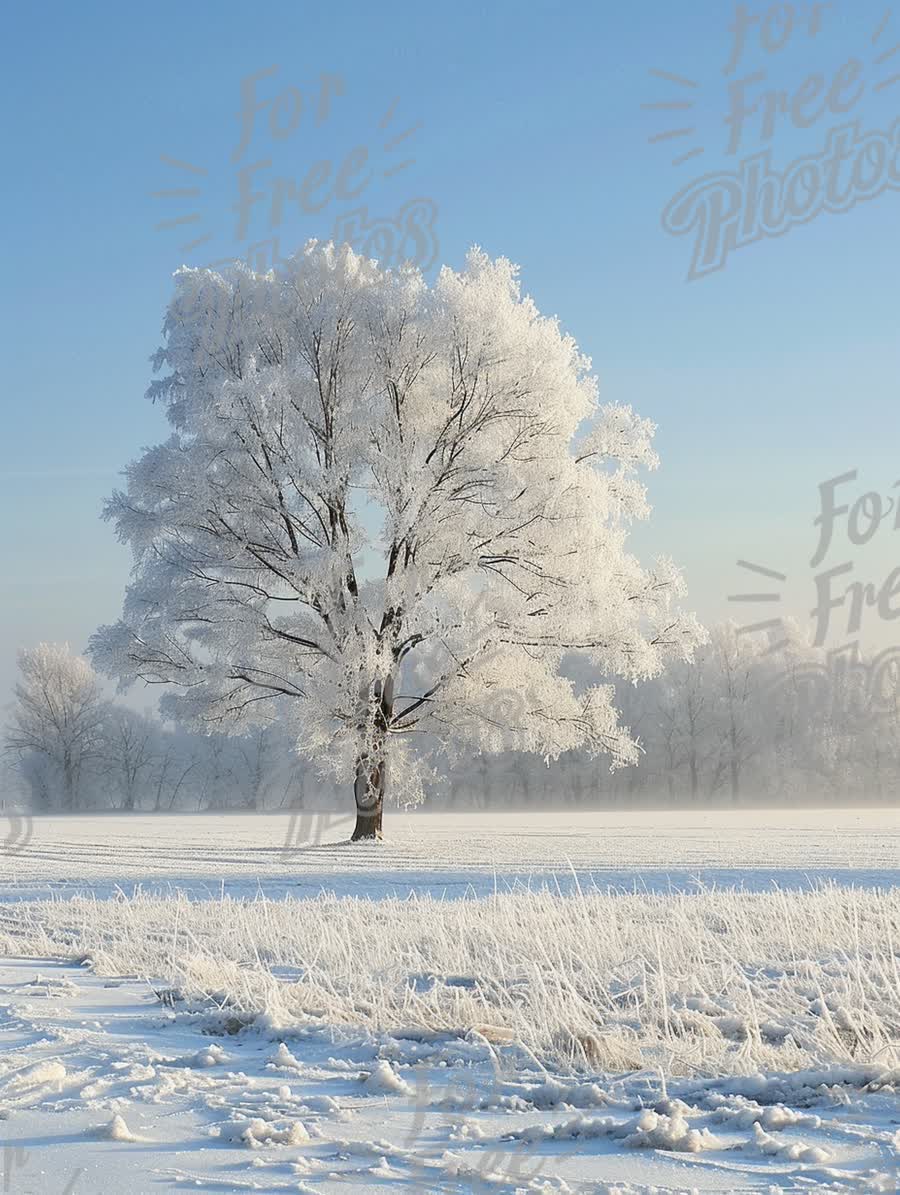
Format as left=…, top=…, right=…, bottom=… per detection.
left=0, top=808, right=897, bottom=1192
left=1, top=807, right=896, bottom=900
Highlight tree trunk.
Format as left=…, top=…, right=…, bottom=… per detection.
left=351, top=754, right=384, bottom=840
left=62, top=750, right=77, bottom=812
left=351, top=675, right=393, bottom=840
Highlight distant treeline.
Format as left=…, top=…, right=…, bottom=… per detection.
left=447, top=624, right=900, bottom=807
left=4, top=626, right=898, bottom=812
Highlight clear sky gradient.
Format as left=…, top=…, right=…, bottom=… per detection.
left=2, top=0, right=898, bottom=707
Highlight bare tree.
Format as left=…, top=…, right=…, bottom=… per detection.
left=709, top=625, right=761, bottom=802
left=5, top=644, right=108, bottom=810
left=102, top=708, right=159, bottom=811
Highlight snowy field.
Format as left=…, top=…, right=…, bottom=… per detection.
left=0, top=809, right=897, bottom=1193
left=1, top=807, right=897, bottom=901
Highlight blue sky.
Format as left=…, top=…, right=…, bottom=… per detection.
left=2, top=0, right=899, bottom=706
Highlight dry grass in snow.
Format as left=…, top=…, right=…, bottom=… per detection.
left=2, top=882, right=897, bottom=1078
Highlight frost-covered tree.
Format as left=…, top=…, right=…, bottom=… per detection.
left=91, top=244, right=703, bottom=838
left=148, top=728, right=199, bottom=811
left=236, top=723, right=307, bottom=809
left=708, top=624, right=764, bottom=801
left=435, top=622, right=900, bottom=809
left=5, top=643, right=108, bottom=810
left=101, top=707, right=159, bottom=811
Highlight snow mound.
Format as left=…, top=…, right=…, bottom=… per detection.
left=522, top=1077, right=612, bottom=1109
left=6, top=1060, right=66, bottom=1090
left=360, top=1060, right=413, bottom=1096
left=752, top=1120, right=831, bottom=1163
left=192, top=1044, right=226, bottom=1068
left=99, top=1114, right=149, bottom=1142
left=710, top=1096, right=821, bottom=1131
left=222, top=1117, right=310, bottom=1148
left=624, top=1109, right=722, bottom=1153
left=268, top=1042, right=303, bottom=1072
left=515, top=1108, right=722, bottom=1153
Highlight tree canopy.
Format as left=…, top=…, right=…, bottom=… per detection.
left=91, top=243, right=703, bottom=834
